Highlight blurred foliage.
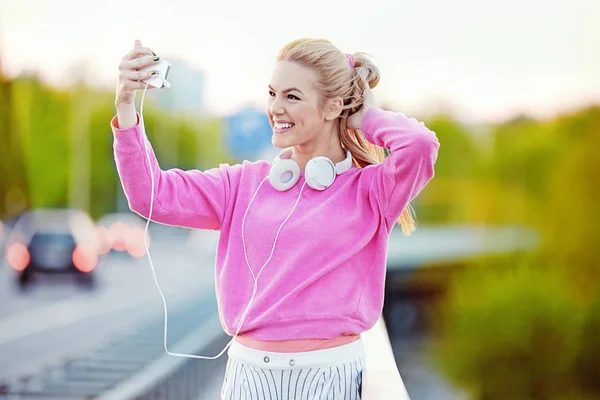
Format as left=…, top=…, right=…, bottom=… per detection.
left=0, top=72, right=234, bottom=221
left=541, top=110, right=600, bottom=291
left=576, top=290, right=600, bottom=395
left=424, top=105, right=600, bottom=398
left=431, top=264, right=587, bottom=399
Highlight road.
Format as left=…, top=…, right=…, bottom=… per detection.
left=0, top=227, right=223, bottom=389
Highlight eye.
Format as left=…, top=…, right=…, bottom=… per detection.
left=268, top=90, right=275, bottom=97
left=287, top=94, right=300, bottom=100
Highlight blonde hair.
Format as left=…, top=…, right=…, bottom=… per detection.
left=277, top=38, right=416, bottom=235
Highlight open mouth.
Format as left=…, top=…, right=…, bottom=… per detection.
left=273, top=122, right=295, bottom=134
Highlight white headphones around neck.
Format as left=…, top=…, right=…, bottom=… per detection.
left=269, top=149, right=353, bottom=191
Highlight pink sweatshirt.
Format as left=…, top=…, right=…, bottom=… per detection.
left=111, top=108, right=439, bottom=341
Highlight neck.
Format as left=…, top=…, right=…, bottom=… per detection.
left=290, top=123, right=346, bottom=171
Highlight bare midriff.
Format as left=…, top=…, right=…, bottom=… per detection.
left=234, top=333, right=360, bottom=353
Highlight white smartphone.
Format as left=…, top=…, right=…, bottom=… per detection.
left=140, top=58, right=171, bottom=88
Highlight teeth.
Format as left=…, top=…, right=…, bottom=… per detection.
left=275, top=122, right=294, bottom=129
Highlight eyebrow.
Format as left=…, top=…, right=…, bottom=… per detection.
left=268, top=85, right=304, bottom=96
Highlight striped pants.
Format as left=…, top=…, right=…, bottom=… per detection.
left=221, top=338, right=365, bottom=399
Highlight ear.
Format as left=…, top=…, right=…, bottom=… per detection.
left=323, top=97, right=343, bottom=121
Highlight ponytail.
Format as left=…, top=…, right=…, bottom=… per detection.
left=339, top=53, right=417, bottom=235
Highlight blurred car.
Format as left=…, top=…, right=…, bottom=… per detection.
left=4, top=208, right=99, bottom=288
left=95, top=212, right=151, bottom=258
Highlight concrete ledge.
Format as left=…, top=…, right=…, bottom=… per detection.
left=362, top=315, right=411, bottom=400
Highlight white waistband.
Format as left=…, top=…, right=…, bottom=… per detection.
left=228, top=337, right=365, bottom=370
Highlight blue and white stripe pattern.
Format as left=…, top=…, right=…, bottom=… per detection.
left=220, top=357, right=364, bottom=399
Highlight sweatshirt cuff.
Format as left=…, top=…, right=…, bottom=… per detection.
left=111, top=113, right=144, bottom=146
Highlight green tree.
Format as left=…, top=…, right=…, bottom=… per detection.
left=0, top=72, right=234, bottom=221
left=430, top=106, right=600, bottom=399
left=0, top=74, right=30, bottom=218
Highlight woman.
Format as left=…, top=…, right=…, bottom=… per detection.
left=112, top=38, right=439, bottom=399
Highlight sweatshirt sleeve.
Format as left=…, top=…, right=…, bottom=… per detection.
left=360, top=108, right=440, bottom=232
left=111, top=113, right=239, bottom=230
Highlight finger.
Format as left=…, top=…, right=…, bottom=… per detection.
left=123, top=46, right=156, bottom=62
left=358, top=73, right=370, bottom=90
left=119, top=68, right=158, bottom=82
left=120, top=54, right=160, bottom=72
left=122, top=79, right=155, bottom=91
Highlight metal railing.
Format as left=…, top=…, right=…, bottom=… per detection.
left=96, top=314, right=228, bottom=400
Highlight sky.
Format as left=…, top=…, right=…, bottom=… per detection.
left=1, top=0, right=599, bottom=123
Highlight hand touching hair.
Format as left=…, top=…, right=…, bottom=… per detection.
left=277, top=39, right=417, bottom=235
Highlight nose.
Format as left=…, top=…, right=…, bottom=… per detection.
left=269, top=96, right=284, bottom=116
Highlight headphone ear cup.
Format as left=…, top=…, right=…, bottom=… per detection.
left=269, top=158, right=301, bottom=191
left=305, top=157, right=336, bottom=191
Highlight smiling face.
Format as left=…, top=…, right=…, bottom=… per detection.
left=267, top=60, right=329, bottom=149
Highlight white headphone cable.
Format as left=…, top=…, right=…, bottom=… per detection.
left=137, top=81, right=307, bottom=360
left=139, top=82, right=229, bottom=359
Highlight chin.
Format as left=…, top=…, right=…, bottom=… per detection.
left=271, top=134, right=295, bottom=149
